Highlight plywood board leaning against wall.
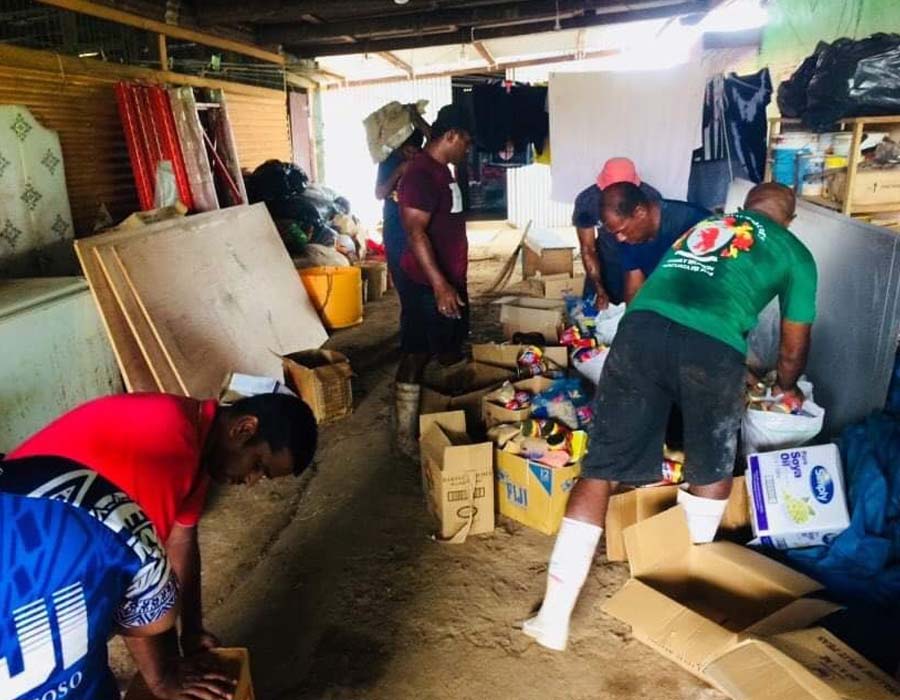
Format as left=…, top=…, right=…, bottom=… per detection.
left=112, top=204, right=328, bottom=398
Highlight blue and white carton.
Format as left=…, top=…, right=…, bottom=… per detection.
left=745, top=444, right=850, bottom=549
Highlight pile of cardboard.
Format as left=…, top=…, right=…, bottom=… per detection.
left=76, top=204, right=328, bottom=398
left=605, top=507, right=900, bottom=700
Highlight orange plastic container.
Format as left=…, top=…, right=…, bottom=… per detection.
left=298, top=266, right=363, bottom=330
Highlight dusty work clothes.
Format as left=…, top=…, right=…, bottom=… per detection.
left=630, top=211, right=817, bottom=353
left=583, top=311, right=746, bottom=485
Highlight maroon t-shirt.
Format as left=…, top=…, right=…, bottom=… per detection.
left=397, top=150, right=467, bottom=288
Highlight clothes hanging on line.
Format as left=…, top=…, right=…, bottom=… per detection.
left=695, top=69, right=772, bottom=184
left=472, top=83, right=549, bottom=155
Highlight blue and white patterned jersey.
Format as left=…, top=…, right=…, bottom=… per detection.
left=0, top=457, right=178, bottom=700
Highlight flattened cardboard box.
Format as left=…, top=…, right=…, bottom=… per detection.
left=495, top=449, right=581, bottom=535
left=605, top=477, right=750, bottom=562
left=705, top=627, right=900, bottom=700
left=471, top=343, right=569, bottom=371
left=283, top=350, right=353, bottom=424
left=482, top=376, right=554, bottom=428
left=419, top=362, right=513, bottom=434
left=419, top=411, right=494, bottom=542
left=602, top=506, right=841, bottom=688
left=498, top=297, right=566, bottom=344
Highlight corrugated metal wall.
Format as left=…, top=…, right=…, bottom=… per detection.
left=319, top=77, right=452, bottom=227
left=506, top=164, right=571, bottom=229
left=0, top=45, right=289, bottom=234
left=504, top=66, right=571, bottom=229
left=226, top=90, right=291, bottom=170
left=0, top=64, right=136, bottom=235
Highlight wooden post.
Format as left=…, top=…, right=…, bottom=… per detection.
left=842, top=120, right=865, bottom=216
left=158, top=34, right=168, bottom=71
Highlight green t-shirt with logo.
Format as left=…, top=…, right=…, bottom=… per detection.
left=628, top=211, right=817, bottom=353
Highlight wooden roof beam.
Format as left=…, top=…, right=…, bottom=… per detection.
left=259, top=0, right=600, bottom=45
left=33, top=0, right=285, bottom=64
left=378, top=51, right=414, bottom=78
left=292, top=1, right=706, bottom=57
left=473, top=41, right=497, bottom=68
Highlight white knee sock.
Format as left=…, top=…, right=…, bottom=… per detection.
left=523, top=517, right=602, bottom=651
left=677, top=488, right=729, bottom=544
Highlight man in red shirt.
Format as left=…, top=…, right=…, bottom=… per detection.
left=6, top=391, right=317, bottom=655
left=393, top=103, right=474, bottom=458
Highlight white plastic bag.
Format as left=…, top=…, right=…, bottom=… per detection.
left=573, top=347, right=610, bottom=386
left=594, top=303, right=626, bottom=345
left=741, top=380, right=824, bottom=455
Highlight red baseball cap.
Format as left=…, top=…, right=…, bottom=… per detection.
left=597, top=157, right=641, bottom=190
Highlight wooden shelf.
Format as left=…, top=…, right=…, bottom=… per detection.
left=800, top=195, right=900, bottom=215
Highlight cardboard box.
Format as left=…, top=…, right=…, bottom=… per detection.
left=282, top=350, right=353, bottom=424
left=521, top=229, right=575, bottom=279
left=705, top=627, right=900, bottom=700
left=605, top=477, right=751, bottom=562
left=471, top=342, right=569, bottom=371
left=602, top=506, right=840, bottom=685
left=356, top=260, right=388, bottom=301
left=125, top=648, right=255, bottom=700
left=419, top=411, right=495, bottom=543
left=497, top=297, right=566, bottom=343
left=482, top=376, right=554, bottom=428
left=527, top=273, right=586, bottom=299
left=419, top=362, right=514, bottom=433
left=746, top=444, right=850, bottom=549
left=826, top=168, right=900, bottom=208
left=495, top=449, right=581, bottom=535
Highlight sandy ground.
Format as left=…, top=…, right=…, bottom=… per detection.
left=112, top=224, right=723, bottom=700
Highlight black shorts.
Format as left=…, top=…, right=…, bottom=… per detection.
left=399, top=282, right=470, bottom=355
left=582, top=311, right=745, bottom=486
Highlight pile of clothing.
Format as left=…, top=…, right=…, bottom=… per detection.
left=244, top=160, right=365, bottom=265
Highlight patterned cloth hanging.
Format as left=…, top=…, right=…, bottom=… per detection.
left=0, top=106, right=75, bottom=276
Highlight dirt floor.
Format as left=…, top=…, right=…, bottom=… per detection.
left=112, top=224, right=723, bottom=700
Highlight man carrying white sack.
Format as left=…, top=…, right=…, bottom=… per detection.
left=523, top=182, right=818, bottom=651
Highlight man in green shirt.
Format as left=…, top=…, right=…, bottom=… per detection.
left=523, top=183, right=817, bottom=652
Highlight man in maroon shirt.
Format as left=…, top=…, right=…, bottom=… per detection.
left=394, top=104, right=473, bottom=458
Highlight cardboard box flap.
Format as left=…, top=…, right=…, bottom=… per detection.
left=704, top=638, right=840, bottom=700
left=419, top=410, right=467, bottom=437
left=443, top=441, right=494, bottom=473
left=602, top=579, right=737, bottom=673
left=700, top=541, right=824, bottom=598
left=623, top=505, right=693, bottom=578
left=705, top=628, right=900, bottom=700
left=743, top=598, right=842, bottom=638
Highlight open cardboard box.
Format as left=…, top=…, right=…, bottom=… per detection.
left=419, top=411, right=494, bottom=543
left=706, top=627, right=900, bottom=700
left=471, top=342, right=569, bottom=371
left=603, top=506, right=841, bottom=686
left=605, top=477, right=751, bottom=562
left=282, top=349, right=353, bottom=424
left=496, top=297, right=566, bottom=343
left=482, top=376, right=555, bottom=428
left=495, top=449, right=581, bottom=535
left=419, top=362, right=514, bottom=434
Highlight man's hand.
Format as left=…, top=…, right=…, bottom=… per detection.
left=181, top=628, right=221, bottom=656
left=592, top=281, right=610, bottom=310
left=149, top=657, right=236, bottom=700
left=435, top=282, right=465, bottom=319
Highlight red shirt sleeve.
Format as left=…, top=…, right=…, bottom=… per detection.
left=173, top=475, right=210, bottom=528
left=398, top=165, right=439, bottom=213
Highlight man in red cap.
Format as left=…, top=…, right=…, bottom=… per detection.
left=572, top=158, right=708, bottom=307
